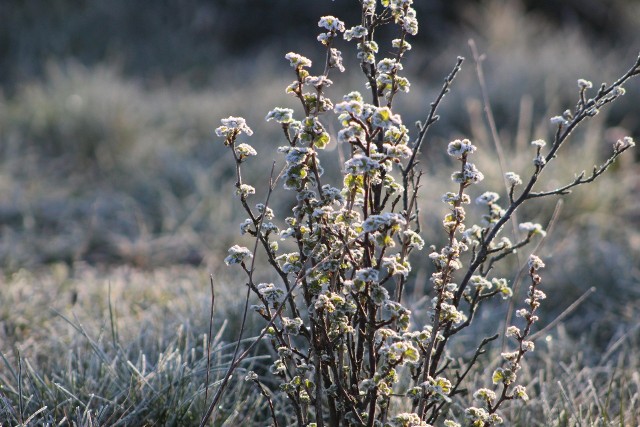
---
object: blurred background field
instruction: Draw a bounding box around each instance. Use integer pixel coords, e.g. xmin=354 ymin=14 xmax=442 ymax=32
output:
xmin=1 ymin=0 xmax=640 ymax=424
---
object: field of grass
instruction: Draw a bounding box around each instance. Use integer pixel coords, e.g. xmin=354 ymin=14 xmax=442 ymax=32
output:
xmin=1 ymin=0 xmax=639 ymax=425
xmin=1 ymin=264 xmax=639 ymax=425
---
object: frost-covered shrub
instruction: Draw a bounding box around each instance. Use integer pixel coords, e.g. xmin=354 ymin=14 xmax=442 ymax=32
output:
xmin=204 ymin=1 xmax=638 ymax=425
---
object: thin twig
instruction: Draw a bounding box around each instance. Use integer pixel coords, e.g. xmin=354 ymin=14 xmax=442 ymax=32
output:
xmin=526 ymin=144 xmax=635 ymax=199
xmin=402 ymin=56 xmax=464 ymax=211
xmin=252 ymin=379 xmax=280 ymax=427
xmin=502 ymin=199 xmax=563 ymax=351
xmin=204 ymin=275 xmax=215 ymax=405
xmin=200 ymin=163 xmax=279 ymax=427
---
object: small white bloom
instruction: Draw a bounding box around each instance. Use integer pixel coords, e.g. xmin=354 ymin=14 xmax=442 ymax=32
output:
xmin=344 ymin=25 xmax=368 ymax=41
xmin=386 ymin=412 xmax=429 ymax=427
xmin=439 ymin=302 xmax=466 ymax=324
xmin=403 ymin=230 xmax=425 ymax=250
xmin=531 ymin=139 xmax=546 ymax=148
xmin=318 ymin=15 xmax=345 ymax=32
xmin=577 ymin=79 xmax=593 ymax=89
xmin=392 ymin=38 xmax=412 ymax=51
xmin=215 ymin=116 xmax=253 ymax=138
xmin=304 ymin=75 xmax=333 ymax=88
xmin=465 ymin=406 xmax=490 ymax=422
xmin=501 ymin=350 xmax=519 ymax=361
xmin=533 ymin=154 xmax=546 ymax=167
xmin=371 ymin=106 xmax=401 ymax=129
xmin=382 ymin=254 xmax=411 ymax=278
xmin=493 ymin=278 xmax=512 ymax=299
xmin=401 ymin=9 xmax=419 ymax=35
xmin=224 ymin=245 xmax=253 ymax=265
xmin=614 ymin=136 xmax=635 ymax=150
xmin=361 ymin=212 xmax=406 ymax=233
xmin=266 ymin=107 xmax=294 ymax=123
xmin=475 ymin=191 xmax=500 ymax=205
xmin=357 ymin=40 xmax=378 ymax=64
xmin=285 ymin=52 xmax=312 ymax=69
xmin=394 ymin=75 xmax=411 ymax=93
xmin=363 ymin=0 xmax=376 ymax=15
xmin=317 ymin=32 xmax=331 ymax=44
xmin=451 ymin=162 xmax=484 ymax=184
xmin=329 ymin=48 xmax=345 ymax=72
xmin=234 ymin=143 xmax=257 ymax=158
xmin=550 ymin=115 xmax=569 ymax=126
xmin=344 ymin=154 xmax=380 ymax=175
xmin=239 ymin=218 xmax=253 ymax=235
xmin=384 ymin=142 xmax=412 ymax=159
xmin=473 ymin=388 xmax=497 ymax=402
xmin=236 ymin=184 xmax=255 ymax=198
xmin=505 ymin=172 xmax=522 ymax=186
xmin=377 ymin=58 xmax=402 ymax=74
xmin=528 ymin=254 xmax=545 ymax=269
xmin=355 ymin=267 xmax=380 ymax=283
xmin=257 ymin=283 xmax=284 ymax=303
xmin=513 ymin=385 xmax=529 ymax=401
xmin=334 ymin=100 xmax=363 ymax=116
xmin=255 ymin=203 xmax=274 ymax=219
xmin=521 ymin=340 xmax=535 ymax=351
xmin=462 ymin=224 xmax=482 ymax=243
xmin=447 ymin=138 xmax=477 ymax=157
xmin=519 ymin=222 xmax=546 ymax=236
xmin=506 ymin=326 xmax=521 ymax=338
xmin=532 ymin=289 xmax=547 ymax=300
xmin=285 ymin=146 xmax=314 ymax=165
xmin=469 ymin=275 xmax=492 ymax=289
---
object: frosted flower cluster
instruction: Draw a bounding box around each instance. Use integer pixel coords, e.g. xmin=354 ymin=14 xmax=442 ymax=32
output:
xmin=344 ymin=25 xmax=368 ymax=41
xmin=550 ymin=115 xmax=569 ymax=126
xmin=447 ymin=138 xmax=477 ymax=157
xmin=386 ymin=412 xmax=432 ymax=427
xmin=578 ymin=78 xmax=593 ymax=89
xmin=215 ymin=116 xmax=253 ymax=140
xmin=392 ymin=38 xmax=412 ymax=51
xmin=265 ymin=107 xmax=294 ymax=123
xmin=257 ymin=283 xmax=284 ymax=303
xmin=382 ymin=0 xmax=418 ymax=35
xmin=235 ymin=184 xmax=255 ymax=198
xmin=451 ymin=162 xmax=484 ymax=185
xmin=531 ymin=139 xmax=546 ymax=148
xmin=234 ymin=143 xmax=257 ymax=159
xmin=475 ymin=191 xmax=500 ymax=205
xmin=344 ymin=154 xmax=380 ymax=175
xmin=318 ymin=16 xmax=345 ymax=45
xmin=372 ymin=106 xmax=402 ymax=129
xmin=223 ymin=245 xmax=252 ymax=266
xmin=519 ymin=222 xmax=546 ymax=236
xmin=505 ymin=172 xmax=522 ymax=186
xmin=615 ymin=136 xmax=635 ymax=151
xmin=318 ymin=15 xmax=345 ymax=32
xmin=285 ymin=52 xmax=312 ymax=69
xmin=357 ymin=40 xmax=379 ymax=64
xmin=528 ymin=254 xmax=545 ymax=270
xmin=361 ymin=212 xmax=406 ymax=233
